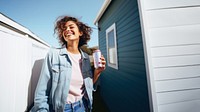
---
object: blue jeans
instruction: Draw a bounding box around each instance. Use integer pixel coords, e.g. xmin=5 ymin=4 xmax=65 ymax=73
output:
xmin=64 ymin=100 xmax=85 ymax=112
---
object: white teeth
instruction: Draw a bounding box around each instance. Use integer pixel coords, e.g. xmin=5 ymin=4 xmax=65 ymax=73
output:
xmin=67 ymin=32 xmax=72 ymax=34
xmin=67 ymin=31 xmax=73 ymax=35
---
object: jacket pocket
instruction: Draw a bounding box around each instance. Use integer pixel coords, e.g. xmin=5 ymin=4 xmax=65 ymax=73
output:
xmin=52 ymin=65 xmax=67 ymax=82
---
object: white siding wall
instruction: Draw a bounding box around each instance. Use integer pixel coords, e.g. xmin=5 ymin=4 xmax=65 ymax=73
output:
xmin=138 ymin=1 xmax=200 ymax=112
xmin=0 ymin=14 xmax=49 ymax=112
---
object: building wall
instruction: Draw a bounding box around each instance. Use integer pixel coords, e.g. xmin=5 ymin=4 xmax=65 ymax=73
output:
xmin=138 ymin=1 xmax=200 ymax=112
xmin=98 ymin=0 xmax=150 ymax=111
xmin=0 ymin=14 xmax=49 ymax=112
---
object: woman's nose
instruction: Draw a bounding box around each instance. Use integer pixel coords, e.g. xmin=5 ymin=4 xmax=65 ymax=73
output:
xmin=66 ymin=27 xmax=70 ymax=31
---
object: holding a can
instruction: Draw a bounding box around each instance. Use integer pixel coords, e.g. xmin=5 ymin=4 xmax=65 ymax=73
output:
xmin=93 ymin=50 xmax=102 ymax=68
xmin=92 ymin=49 xmax=106 ymax=83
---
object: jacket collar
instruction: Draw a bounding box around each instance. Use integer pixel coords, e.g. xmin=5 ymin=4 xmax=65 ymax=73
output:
xmin=59 ymin=46 xmax=87 ymax=59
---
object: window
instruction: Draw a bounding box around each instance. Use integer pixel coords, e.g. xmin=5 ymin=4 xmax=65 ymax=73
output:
xmin=106 ymin=23 xmax=118 ymax=69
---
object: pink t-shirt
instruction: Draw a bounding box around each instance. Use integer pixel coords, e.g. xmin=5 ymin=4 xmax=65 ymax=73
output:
xmin=66 ymin=52 xmax=84 ymax=104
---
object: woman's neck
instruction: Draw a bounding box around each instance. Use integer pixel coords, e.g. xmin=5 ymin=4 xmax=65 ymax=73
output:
xmin=67 ymin=43 xmax=79 ymax=54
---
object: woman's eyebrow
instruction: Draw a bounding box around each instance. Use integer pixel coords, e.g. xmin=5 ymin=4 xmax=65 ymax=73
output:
xmin=65 ymin=24 xmax=75 ymax=27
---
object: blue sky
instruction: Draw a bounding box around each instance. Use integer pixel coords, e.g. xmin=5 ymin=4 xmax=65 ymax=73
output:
xmin=0 ymin=0 xmax=104 ymax=47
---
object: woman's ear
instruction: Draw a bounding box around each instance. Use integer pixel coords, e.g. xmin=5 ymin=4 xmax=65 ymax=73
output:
xmin=80 ymin=31 xmax=83 ymax=36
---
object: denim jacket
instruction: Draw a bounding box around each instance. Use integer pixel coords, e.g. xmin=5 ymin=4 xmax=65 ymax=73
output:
xmin=30 ymin=47 xmax=94 ymax=112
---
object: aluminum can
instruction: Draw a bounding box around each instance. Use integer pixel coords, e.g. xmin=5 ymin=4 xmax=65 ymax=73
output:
xmin=93 ymin=50 xmax=102 ymax=68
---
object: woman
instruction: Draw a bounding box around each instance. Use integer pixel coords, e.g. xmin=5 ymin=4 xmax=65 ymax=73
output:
xmin=30 ymin=16 xmax=106 ymax=112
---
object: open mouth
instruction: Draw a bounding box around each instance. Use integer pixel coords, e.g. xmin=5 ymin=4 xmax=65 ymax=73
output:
xmin=64 ymin=31 xmax=74 ymax=37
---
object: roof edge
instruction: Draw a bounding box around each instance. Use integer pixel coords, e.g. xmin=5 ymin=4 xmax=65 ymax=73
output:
xmin=0 ymin=13 xmax=50 ymax=47
xmin=94 ymin=0 xmax=111 ymax=25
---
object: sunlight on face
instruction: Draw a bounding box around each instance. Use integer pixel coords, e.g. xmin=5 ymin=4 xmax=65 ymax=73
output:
xmin=63 ymin=21 xmax=82 ymax=42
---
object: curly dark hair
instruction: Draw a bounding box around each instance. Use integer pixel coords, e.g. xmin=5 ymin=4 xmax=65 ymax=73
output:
xmin=54 ymin=16 xmax=92 ymax=47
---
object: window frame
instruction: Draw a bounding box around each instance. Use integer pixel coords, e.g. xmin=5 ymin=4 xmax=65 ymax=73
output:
xmin=106 ymin=23 xmax=118 ymax=69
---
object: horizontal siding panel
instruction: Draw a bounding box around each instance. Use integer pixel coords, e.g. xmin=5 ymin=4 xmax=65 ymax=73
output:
xmin=146 ymin=7 xmax=200 ymax=28
xmin=154 ymin=65 xmax=200 ymax=80
xmin=157 ymin=89 xmax=200 ymax=105
xmin=158 ymin=99 xmax=200 ymax=112
xmin=119 ymin=48 xmax=143 ymax=58
xmin=120 ymin=69 xmax=146 ymax=80
xmin=117 ymin=36 xmax=142 ymax=50
xmin=101 ymin=70 xmax=148 ymax=111
xmin=118 ymin=29 xmax=141 ymax=42
xmin=117 ymin=6 xmax=138 ymax=27
xmin=155 ymin=77 xmax=200 ymax=92
xmin=152 ymin=55 xmax=200 ymax=68
xmin=118 ymin=47 xmax=143 ymax=55
xmin=117 ymin=27 xmax=140 ymax=40
xmin=113 ymin=71 xmax=148 ymax=93
xmin=118 ymin=42 xmax=143 ymax=53
xmin=119 ymin=57 xmax=145 ymax=65
xmin=117 ymin=23 xmax=141 ymax=42
xmin=149 ymin=24 xmax=200 ymax=47
xmin=144 ymin=0 xmax=200 ymax=10
xmin=151 ymin=44 xmax=200 ymax=57
xmin=117 ymin=31 xmax=141 ymax=46
xmin=117 ymin=16 xmax=140 ymax=34
xmin=119 ymin=50 xmax=144 ymax=58
xmin=119 ymin=62 xmax=146 ymax=73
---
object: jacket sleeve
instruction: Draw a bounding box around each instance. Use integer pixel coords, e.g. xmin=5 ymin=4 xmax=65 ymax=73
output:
xmin=30 ymin=50 xmax=53 ymax=112
xmin=92 ymin=66 xmax=99 ymax=91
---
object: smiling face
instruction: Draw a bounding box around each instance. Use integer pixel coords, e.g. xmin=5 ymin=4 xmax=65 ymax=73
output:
xmin=62 ymin=21 xmax=83 ymax=42
xmin=54 ymin=16 xmax=92 ymax=47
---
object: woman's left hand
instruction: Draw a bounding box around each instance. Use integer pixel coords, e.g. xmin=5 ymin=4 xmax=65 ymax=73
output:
xmin=95 ymin=55 xmax=106 ymax=74
xmin=93 ymin=55 xmax=106 ymax=83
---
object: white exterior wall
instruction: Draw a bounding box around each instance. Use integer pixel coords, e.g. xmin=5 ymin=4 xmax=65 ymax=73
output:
xmin=0 ymin=14 xmax=49 ymax=112
xmin=138 ymin=1 xmax=200 ymax=112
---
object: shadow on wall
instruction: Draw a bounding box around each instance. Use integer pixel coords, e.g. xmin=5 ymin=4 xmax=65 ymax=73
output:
xmin=26 ymin=59 xmax=44 ymax=112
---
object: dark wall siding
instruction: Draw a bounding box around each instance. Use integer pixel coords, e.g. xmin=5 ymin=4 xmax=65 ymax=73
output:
xmin=98 ymin=0 xmax=150 ymax=111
